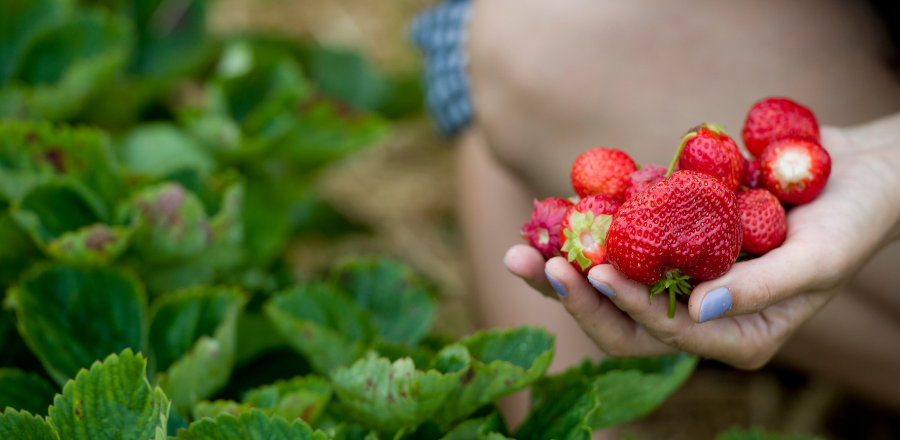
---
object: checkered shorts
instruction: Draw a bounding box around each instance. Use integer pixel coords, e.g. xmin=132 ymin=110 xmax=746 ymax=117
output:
xmin=409 ymin=0 xmax=474 ymax=137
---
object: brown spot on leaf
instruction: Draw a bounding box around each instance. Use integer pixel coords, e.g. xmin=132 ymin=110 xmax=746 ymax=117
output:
xmin=44 ymin=149 xmax=65 ymax=173
xmin=388 ymin=393 xmax=395 ymax=403
xmin=365 ymin=376 xmax=374 ymax=391
xmin=85 ymin=225 xmax=117 ymax=251
xmin=302 ymin=329 xmax=314 ymax=340
xmin=461 ymin=368 xmax=476 ymax=386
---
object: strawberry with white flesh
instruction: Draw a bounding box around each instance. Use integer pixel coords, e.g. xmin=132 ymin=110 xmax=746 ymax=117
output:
xmin=759 ymin=138 xmax=831 ymax=205
xmin=520 ymin=197 xmax=574 ymax=259
xmin=559 ymin=195 xmax=621 ymax=274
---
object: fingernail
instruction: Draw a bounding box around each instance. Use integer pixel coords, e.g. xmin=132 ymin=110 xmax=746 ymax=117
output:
xmin=588 ymin=278 xmax=616 ymax=299
xmin=545 ymin=269 xmax=566 ymax=298
xmin=699 ymin=287 xmax=732 ymax=323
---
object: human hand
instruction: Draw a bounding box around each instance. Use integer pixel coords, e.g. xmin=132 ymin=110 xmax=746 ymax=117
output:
xmin=505 ymin=123 xmax=900 ymax=369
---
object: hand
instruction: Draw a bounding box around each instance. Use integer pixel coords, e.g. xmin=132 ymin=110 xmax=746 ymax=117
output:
xmin=505 ymin=123 xmax=900 ymax=369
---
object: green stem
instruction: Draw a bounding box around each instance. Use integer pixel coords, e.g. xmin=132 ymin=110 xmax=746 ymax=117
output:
xmin=667 ymin=132 xmax=696 ymax=177
xmin=648 ymin=270 xmax=693 ymax=318
xmin=669 ymin=290 xmax=676 ymax=319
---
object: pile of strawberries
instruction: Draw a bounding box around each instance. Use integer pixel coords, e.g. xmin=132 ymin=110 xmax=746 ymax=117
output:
xmin=520 ymin=97 xmax=831 ymax=317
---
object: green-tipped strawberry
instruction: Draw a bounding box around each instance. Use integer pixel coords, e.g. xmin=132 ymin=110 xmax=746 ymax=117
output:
xmin=559 ymin=195 xmax=621 ymax=274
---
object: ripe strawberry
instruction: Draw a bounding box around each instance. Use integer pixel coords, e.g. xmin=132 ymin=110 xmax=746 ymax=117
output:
xmin=559 ymin=195 xmax=621 ymax=274
xmin=571 ymin=148 xmax=638 ymax=202
xmin=741 ymin=157 xmax=762 ymax=189
xmin=737 ymin=189 xmax=787 ymax=255
xmin=758 ymin=138 xmax=831 ymax=205
xmin=520 ymin=197 xmax=574 ymax=259
xmin=606 ymin=171 xmax=742 ymax=317
xmin=624 ymin=163 xmax=667 ymax=200
xmin=742 ymin=97 xmax=820 ymax=158
xmin=674 ymin=123 xmax=743 ymax=192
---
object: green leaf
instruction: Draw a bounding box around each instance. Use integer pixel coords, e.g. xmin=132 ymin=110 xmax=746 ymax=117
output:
xmin=0 ymin=210 xmax=41 ymax=289
xmin=234 ymin=311 xmax=286 ymax=366
xmin=714 ymin=427 xmax=825 ymax=440
xmin=121 ymin=182 xmax=212 ymax=261
xmin=5 ymin=264 xmax=147 ymax=385
xmin=0 ymin=0 xmax=71 ymax=85
xmin=438 ymin=413 xmax=510 ymax=440
xmin=0 ymin=121 xmax=123 ymax=206
xmin=240 ymin=174 xmax=296 ymax=266
xmin=128 ymin=0 xmax=214 ymax=80
xmin=44 ymin=222 xmax=133 ymax=265
xmin=192 ymin=400 xmax=258 ymax=421
xmin=175 ymin=408 xmax=327 ymax=440
xmin=150 ymin=286 xmax=246 ymax=413
xmin=4 ymin=9 xmax=134 ymax=121
xmin=0 ymin=408 xmax=59 ymax=440
xmin=330 ymin=354 xmax=462 ymax=435
xmin=48 ymin=349 xmax=169 ymax=440
xmin=309 ymin=48 xmax=388 ymax=112
xmin=370 ymin=339 xmax=434 ymax=370
xmin=264 ymin=283 xmax=374 ymax=374
xmin=120 ymin=123 xmax=216 ymax=178
xmin=433 ymin=326 xmax=555 ymax=427
xmin=12 ymin=179 xmax=108 ymax=244
xmin=243 ymin=376 xmax=332 ymax=425
xmin=331 ymin=258 xmax=436 ymax=346
xmin=0 ymin=369 xmax=57 ymax=415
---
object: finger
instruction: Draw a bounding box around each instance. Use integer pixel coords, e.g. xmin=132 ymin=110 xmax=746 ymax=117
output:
xmin=503 ymin=244 xmax=557 ymax=299
xmin=546 ymin=258 xmax=678 ymax=357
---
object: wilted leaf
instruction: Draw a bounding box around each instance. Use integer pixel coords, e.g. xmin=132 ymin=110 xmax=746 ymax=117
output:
xmin=48 ymin=350 xmax=169 ymax=440
xmin=0 ymin=369 xmax=57 ymax=415
xmin=332 ymin=257 xmax=436 ymax=346
xmin=5 ymin=264 xmax=147 ymax=385
xmin=150 ymin=285 xmax=246 ymax=413
xmin=175 ymin=409 xmax=326 ymax=440
xmin=264 ymin=283 xmax=373 ymax=374
xmin=243 ymin=375 xmax=332 ymax=425
xmin=0 ymin=408 xmax=59 ymax=440
xmin=331 ymin=354 xmax=462 ymax=435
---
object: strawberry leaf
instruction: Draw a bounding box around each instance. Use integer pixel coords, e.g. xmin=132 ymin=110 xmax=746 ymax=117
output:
xmin=150 ymin=286 xmax=246 ymax=413
xmin=175 ymin=409 xmax=327 ymax=440
xmin=44 ymin=223 xmax=134 ymax=266
xmin=0 ymin=210 xmax=41 ymax=289
xmin=12 ymin=179 xmax=109 ymax=245
xmin=120 ymin=182 xmax=212 ymax=262
xmin=242 ymin=376 xmax=332 ymax=425
xmin=0 ymin=0 xmax=70 ymax=86
xmin=331 ymin=257 xmax=437 ymax=346
xmin=715 ymin=427 xmax=824 ymax=440
xmin=438 ymin=413 xmax=510 ymax=440
xmin=0 ymin=408 xmax=59 ymax=440
xmin=0 ymin=369 xmax=57 ymax=416
xmin=192 ymin=400 xmax=258 ymax=421
xmin=48 ymin=349 xmax=169 ymax=440
xmin=4 ymin=264 xmax=147 ymax=385
xmin=120 ymin=124 xmax=216 ymax=178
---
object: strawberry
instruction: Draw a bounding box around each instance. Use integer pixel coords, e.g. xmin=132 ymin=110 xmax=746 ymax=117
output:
xmin=742 ymin=97 xmax=820 ymax=158
xmin=741 ymin=157 xmax=762 ymax=189
xmin=570 ymin=148 xmax=638 ymax=202
xmin=673 ymin=123 xmax=743 ymax=192
xmin=737 ymin=189 xmax=787 ymax=255
xmin=559 ymin=195 xmax=621 ymax=274
xmin=520 ymin=197 xmax=574 ymax=259
xmin=624 ymin=163 xmax=667 ymax=200
xmin=606 ymin=171 xmax=742 ymax=317
xmin=758 ymin=138 xmax=831 ymax=205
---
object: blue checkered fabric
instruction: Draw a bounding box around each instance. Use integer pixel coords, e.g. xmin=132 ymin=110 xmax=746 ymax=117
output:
xmin=409 ymin=0 xmax=474 ymax=136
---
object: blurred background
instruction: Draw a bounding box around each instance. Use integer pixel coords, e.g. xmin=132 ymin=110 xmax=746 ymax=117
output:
xmin=2 ymin=0 xmax=900 ymax=438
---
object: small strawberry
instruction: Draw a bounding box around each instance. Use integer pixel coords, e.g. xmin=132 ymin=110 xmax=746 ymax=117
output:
xmin=741 ymin=157 xmax=762 ymax=189
xmin=520 ymin=197 xmax=574 ymax=259
xmin=559 ymin=195 xmax=621 ymax=274
xmin=742 ymin=97 xmax=820 ymax=158
xmin=737 ymin=189 xmax=787 ymax=255
xmin=571 ymin=148 xmax=638 ymax=202
xmin=624 ymin=163 xmax=667 ymax=200
xmin=758 ymin=138 xmax=831 ymax=205
xmin=606 ymin=171 xmax=742 ymax=317
xmin=673 ymin=123 xmax=743 ymax=192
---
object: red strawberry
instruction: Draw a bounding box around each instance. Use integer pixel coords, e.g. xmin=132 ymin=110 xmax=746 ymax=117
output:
xmin=559 ymin=195 xmax=621 ymax=274
xmin=737 ymin=189 xmax=787 ymax=255
xmin=742 ymin=97 xmax=820 ymax=158
xmin=624 ymin=163 xmax=667 ymax=200
xmin=606 ymin=171 xmax=742 ymax=317
xmin=571 ymin=148 xmax=638 ymax=202
xmin=521 ymin=197 xmax=574 ymax=259
xmin=674 ymin=123 xmax=743 ymax=192
xmin=758 ymin=138 xmax=831 ymax=205
xmin=741 ymin=157 xmax=762 ymax=189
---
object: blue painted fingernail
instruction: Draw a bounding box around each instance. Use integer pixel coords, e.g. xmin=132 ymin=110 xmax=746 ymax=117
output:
xmin=588 ymin=278 xmax=616 ymax=299
xmin=699 ymin=287 xmax=732 ymax=323
xmin=545 ymin=269 xmax=566 ymax=298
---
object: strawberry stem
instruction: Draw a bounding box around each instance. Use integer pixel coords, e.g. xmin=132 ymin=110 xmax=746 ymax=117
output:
xmin=666 ymin=123 xmax=728 ymax=177
xmin=648 ymin=270 xmax=693 ymax=318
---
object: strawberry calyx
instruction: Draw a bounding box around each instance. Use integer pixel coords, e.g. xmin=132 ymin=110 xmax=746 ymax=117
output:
xmin=561 ymin=209 xmax=613 ymax=271
xmin=667 ymin=123 xmax=728 ymax=177
xmin=649 ymin=269 xmax=693 ymax=318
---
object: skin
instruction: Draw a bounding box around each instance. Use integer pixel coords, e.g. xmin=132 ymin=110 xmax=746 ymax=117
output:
xmin=454 ymin=0 xmax=900 ymax=426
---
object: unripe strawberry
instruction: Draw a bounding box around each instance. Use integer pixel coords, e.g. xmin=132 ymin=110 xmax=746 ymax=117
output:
xmin=624 ymin=163 xmax=667 ymax=200
xmin=559 ymin=195 xmax=621 ymax=274
xmin=758 ymin=138 xmax=831 ymax=205
xmin=675 ymin=124 xmax=743 ymax=192
xmin=520 ymin=197 xmax=574 ymax=259
xmin=742 ymin=97 xmax=820 ymax=158
xmin=570 ymin=148 xmax=638 ymax=202
xmin=737 ymin=189 xmax=787 ymax=255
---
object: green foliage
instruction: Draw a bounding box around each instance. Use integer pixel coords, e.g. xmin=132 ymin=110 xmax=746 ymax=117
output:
xmin=715 ymin=427 xmax=825 ymax=440
xmin=0 ymin=408 xmax=59 ymax=440
xmin=176 ymin=409 xmax=326 ymax=440
xmin=0 ymin=369 xmax=57 ymax=415
xmin=242 ymin=375 xmax=332 ymax=424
